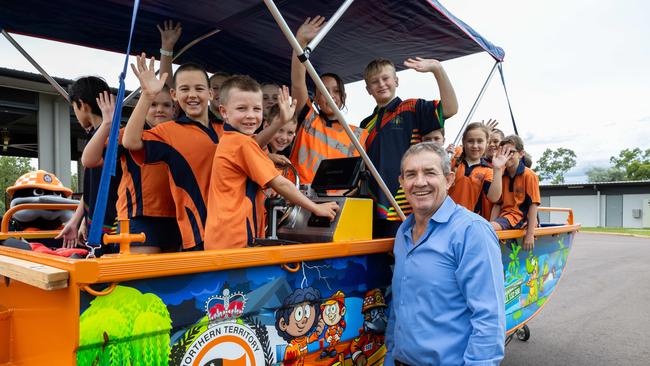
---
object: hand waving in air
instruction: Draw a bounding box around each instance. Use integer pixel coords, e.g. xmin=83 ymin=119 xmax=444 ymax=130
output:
xmin=296 ymin=16 xmax=326 ymax=45
xmin=130 ymin=53 xmax=168 ymax=99
xmin=96 ymin=91 xmax=116 ymax=125
xmin=404 ymin=57 xmax=443 ymax=73
xmin=158 ymin=20 xmax=182 ymax=51
xmin=277 ymin=85 xmax=297 ymax=126
xmin=491 ymin=145 xmax=512 ymax=170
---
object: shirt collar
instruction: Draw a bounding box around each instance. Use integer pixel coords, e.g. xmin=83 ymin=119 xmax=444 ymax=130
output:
xmin=514 ymin=159 xmax=526 ymax=176
xmin=371 ymin=97 xmax=402 ymax=115
xmin=399 ymin=196 xmax=456 ymax=245
xmin=176 ymin=114 xmax=219 ymax=143
xmin=208 ymin=110 xmax=223 ymax=124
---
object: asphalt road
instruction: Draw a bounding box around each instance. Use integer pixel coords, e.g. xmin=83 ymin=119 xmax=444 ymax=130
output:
xmin=502 ymin=233 xmax=650 ymax=366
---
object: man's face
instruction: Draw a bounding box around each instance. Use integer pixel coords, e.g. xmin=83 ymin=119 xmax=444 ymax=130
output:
xmin=171 ymin=70 xmax=212 ymax=120
xmin=210 ymin=76 xmax=228 ymax=112
xmin=399 ymin=150 xmax=454 ymax=216
xmin=220 ymin=88 xmax=263 ymax=135
xmin=365 ymin=65 xmax=398 ymax=106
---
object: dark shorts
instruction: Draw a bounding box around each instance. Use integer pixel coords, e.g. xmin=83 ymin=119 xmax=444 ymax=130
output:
xmin=494 ymin=217 xmax=513 ymax=230
xmin=118 ymin=216 xmax=182 ymax=252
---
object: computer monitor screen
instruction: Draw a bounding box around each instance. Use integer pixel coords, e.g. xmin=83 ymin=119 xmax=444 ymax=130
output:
xmin=310 ymin=157 xmax=363 ymax=192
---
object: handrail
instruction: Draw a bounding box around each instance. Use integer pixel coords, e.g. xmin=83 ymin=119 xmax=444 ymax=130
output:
xmin=1 ymin=203 xmax=78 ymax=233
xmin=537 ymin=207 xmax=574 ymax=225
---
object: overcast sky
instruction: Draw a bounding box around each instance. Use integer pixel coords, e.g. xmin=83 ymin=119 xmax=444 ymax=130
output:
xmin=2 ymin=0 xmax=649 ymax=183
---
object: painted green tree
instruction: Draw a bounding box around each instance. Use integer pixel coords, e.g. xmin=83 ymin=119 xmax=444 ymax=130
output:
xmin=77 ymin=286 xmax=172 ymax=366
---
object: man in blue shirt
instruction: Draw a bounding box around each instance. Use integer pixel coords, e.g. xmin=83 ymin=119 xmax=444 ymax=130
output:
xmin=385 ymin=142 xmax=505 ymax=366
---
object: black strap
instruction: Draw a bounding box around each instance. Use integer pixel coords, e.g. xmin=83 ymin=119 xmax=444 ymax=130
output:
xmin=497 ymin=63 xmax=519 ymax=136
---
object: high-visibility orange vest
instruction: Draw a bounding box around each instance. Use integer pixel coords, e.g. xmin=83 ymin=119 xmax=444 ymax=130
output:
xmin=290 ymin=101 xmax=368 ymax=184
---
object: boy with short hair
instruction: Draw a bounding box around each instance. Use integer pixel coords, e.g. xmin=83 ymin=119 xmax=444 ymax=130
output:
xmin=204 ymin=75 xmax=339 ymax=250
xmin=422 ymin=128 xmax=445 ymax=146
xmin=209 ymin=71 xmax=231 ymax=137
xmin=361 ymin=57 xmax=458 ymax=237
xmin=490 ymin=135 xmax=540 ymax=250
xmin=57 ymin=76 xmax=121 ymax=249
xmin=123 ymin=54 xmax=219 ymax=251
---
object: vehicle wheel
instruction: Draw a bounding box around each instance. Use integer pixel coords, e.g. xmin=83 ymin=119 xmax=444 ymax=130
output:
xmin=516 ymin=324 xmax=530 ymax=341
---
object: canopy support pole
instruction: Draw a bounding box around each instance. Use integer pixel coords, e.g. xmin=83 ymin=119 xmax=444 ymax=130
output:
xmin=263 ymin=0 xmax=406 ymax=221
xmin=122 ymin=29 xmax=221 ymax=105
xmin=305 ymin=0 xmax=354 ymax=54
xmin=452 ymin=60 xmax=499 ymax=145
xmin=1 ymin=29 xmax=70 ymax=102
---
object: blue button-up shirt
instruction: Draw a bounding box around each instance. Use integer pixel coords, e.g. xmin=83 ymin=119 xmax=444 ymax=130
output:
xmin=385 ymin=196 xmax=505 ymax=366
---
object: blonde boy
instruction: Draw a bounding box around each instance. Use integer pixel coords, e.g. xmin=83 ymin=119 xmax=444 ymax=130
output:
xmin=204 ymin=76 xmax=338 ymax=250
xmin=361 ymin=58 xmax=458 ymax=237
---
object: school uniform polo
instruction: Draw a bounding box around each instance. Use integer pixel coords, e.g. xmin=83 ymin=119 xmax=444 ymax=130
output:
xmin=498 ymin=160 xmax=541 ymax=229
xmin=290 ymin=100 xmax=367 ymax=184
xmin=449 ymin=158 xmax=494 ymax=216
xmin=360 ymin=97 xmax=444 ymax=233
xmin=204 ymin=124 xmax=280 ymax=250
xmin=83 ymin=127 xmax=120 ymax=237
xmin=130 ymin=115 xmax=219 ymax=249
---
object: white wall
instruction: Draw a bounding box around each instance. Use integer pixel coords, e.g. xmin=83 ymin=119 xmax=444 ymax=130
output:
xmin=622 ymin=194 xmax=650 ymax=228
xmin=549 ymin=195 xmax=599 ymax=226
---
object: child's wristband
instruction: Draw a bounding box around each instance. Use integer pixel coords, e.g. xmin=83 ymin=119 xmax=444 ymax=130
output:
xmin=160 ymin=48 xmax=173 ymax=57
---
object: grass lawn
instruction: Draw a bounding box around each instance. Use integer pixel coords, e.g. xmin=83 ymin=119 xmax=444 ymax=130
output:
xmin=580 ymin=227 xmax=650 ymax=237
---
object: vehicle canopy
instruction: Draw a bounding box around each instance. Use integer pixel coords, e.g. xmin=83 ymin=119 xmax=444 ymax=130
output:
xmin=1 ymin=0 xmax=504 ymax=84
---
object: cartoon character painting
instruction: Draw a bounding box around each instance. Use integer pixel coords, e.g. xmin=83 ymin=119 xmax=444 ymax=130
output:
xmin=320 ymin=290 xmax=347 ymax=359
xmin=349 ymin=289 xmax=388 ymax=366
xmin=524 ymin=255 xmax=540 ymax=306
xmin=275 ymin=287 xmax=325 ymax=366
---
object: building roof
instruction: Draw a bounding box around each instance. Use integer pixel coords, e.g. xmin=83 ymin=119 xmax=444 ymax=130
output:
xmin=541 ymin=180 xmax=650 ymax=189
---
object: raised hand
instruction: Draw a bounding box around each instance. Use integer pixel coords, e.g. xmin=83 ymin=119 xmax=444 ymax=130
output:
xmin=403 ymin=57 xmax=442 ymax=73
xmin=492 ymin=145 xmax=512 ymax=170
xmin=297 ymin=16 xmax=326 ymax=45
xmin=158 ymin=20 xmax=182 ymax=51
xmin=277 ymin=85 xmax=297 ymax=125
xmin=482 ymin=118 xmax=499 ymax=131
xmin=130 ymin=53 xmax=168 ymax=98
xmin=96 ymin=91 xmax=116 ymax=125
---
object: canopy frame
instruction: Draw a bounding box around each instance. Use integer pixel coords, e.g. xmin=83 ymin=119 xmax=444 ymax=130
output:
xmin=263 ymin=0 xmax=406 ymax=221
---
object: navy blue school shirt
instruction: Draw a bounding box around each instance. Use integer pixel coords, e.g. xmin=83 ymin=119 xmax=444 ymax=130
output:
xmin=360 ymin=97 xmax=444 ymax=222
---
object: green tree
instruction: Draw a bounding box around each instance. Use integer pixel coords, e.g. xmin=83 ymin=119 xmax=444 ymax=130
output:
xmin=610 ymin=148 xmax=650 ymax=181
xmin=0 ymin=156 xmax=33 ymax=213
xmin=534 ymin=148 xmax=577 ymax=184
xmin=586 ymin=167 xmax=626 ymax=183
xmin=71 ymin=173 xmax=79 ymax=193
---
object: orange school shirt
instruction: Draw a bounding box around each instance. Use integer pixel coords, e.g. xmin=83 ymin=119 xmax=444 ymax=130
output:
xmin=290 ymin=100 xmax=368 ymax=184
xmin=448 ymin=158 xmax=494 ymax=215
xmin=498 ymin=160 xmax=541 ymax=228
xmin=130 ymin=116 xmax=219 ymax=249
xmin=204 ymin=126 xmax=280 ymax=250
xmin=116 ymin=128 xmax=175 ymax=220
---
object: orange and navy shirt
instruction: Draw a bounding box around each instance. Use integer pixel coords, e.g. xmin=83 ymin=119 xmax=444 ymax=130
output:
xmin=204 ymin=124 xmax=280 ymax=250
xmin=360 ymin=97 xmax=444 ymax=221
xmin=116 ymin=128 xmax=175 ymax=220
xmin=290 ymin=100 xmax=367 ymax=184
xmin=481 ymin=157 xmax=496 ymax=221
xmin=449 ymin=158 xmax=494 ymax=216
xmin=130 ymin=115 xmax=219 ymax=249
xmin=498 ymin=160 xmax=541 ymax=228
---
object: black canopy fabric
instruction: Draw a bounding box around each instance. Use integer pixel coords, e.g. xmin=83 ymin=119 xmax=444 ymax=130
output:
xmin=1 ymin=0 xmax=504 ymax=84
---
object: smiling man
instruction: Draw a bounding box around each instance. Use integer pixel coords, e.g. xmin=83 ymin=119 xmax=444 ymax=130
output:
xmin=384 ymin=142 xmax=505 ymax=366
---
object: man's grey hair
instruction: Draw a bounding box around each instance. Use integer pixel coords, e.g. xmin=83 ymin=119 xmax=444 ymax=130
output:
xmin=400 ymin=142 xmax=451 ymax=176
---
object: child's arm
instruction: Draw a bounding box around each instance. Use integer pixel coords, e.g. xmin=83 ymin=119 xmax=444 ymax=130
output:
xmin=158 ymin=20 xmax=182 ymax=89
xmin=255 ymin=85 xmax=296 ymax=147
xmin=486 ymin=145 xmax=511 ymax=202
xmin=523 ymin=204 xmax=538 ymax=250
xmin=291 ymin=16 xmax=326 ymax=116
xmin=80 ymin=91 xmax=116 ymax=168
xmin=268 ymin=176 xmax=338 ymax=220
xmin=403 ymin=57 xmax=458 ymax=118
xmin=123 ymin=54 xmax=169 ymax=151
xmin=490 ymin=204 xmax=501 ymax=221
xmin=56 ymin=196 xmax=85 ymax=248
